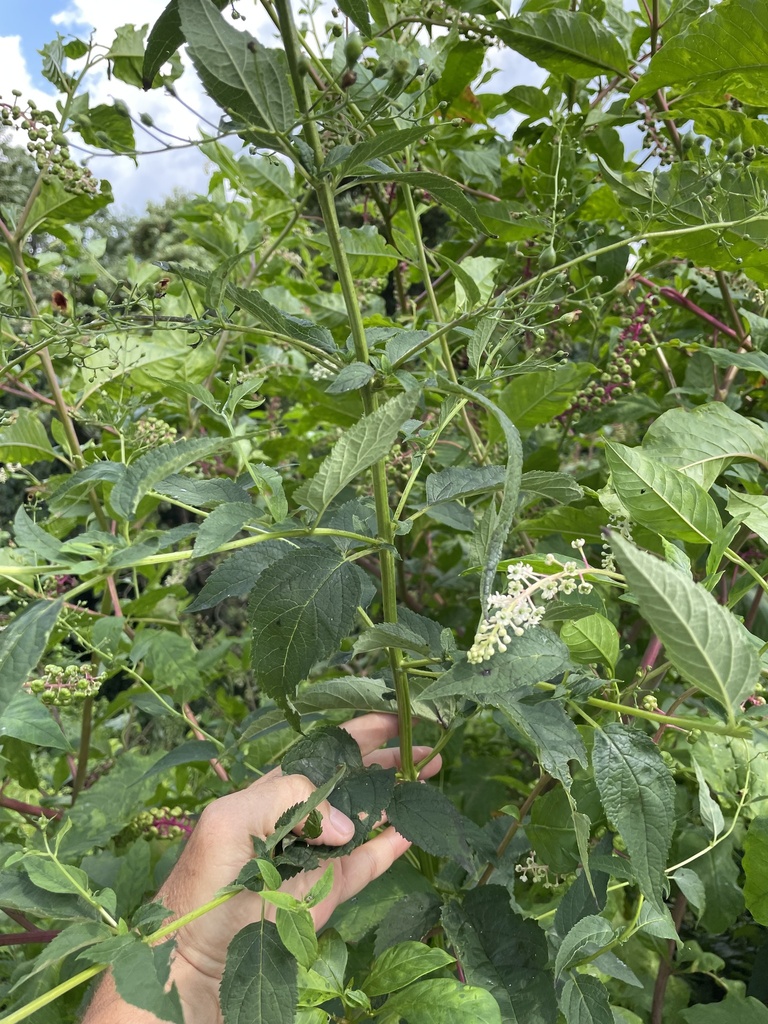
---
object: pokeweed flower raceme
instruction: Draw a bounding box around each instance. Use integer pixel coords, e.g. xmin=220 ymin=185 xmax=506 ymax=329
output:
xmin=468 ymin=540 xmax=594 ymax=664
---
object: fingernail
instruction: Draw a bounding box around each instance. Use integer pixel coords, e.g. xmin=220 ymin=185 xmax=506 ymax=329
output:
xmin=328 ymin=806 xmax=354 ymax=839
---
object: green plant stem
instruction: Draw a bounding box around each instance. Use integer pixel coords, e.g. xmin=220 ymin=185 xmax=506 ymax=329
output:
xmin=0 ymin=964 xmax=106 ymax=1024
xmin=71 ymin=697 xmax=93 ymax=804
xmin=541 ymin=683 xmax=751 ymax=737
xmin=273 ymin=0 xmax=414 ymax=779
xmin=724 ymin=547 xmax=768 ymax=596
xmin=665 ymin=761 xmax=750 ymax=874
xmin=401 ymin=183 xmax=485 ymax=464
xmin=477 ymin=773 xmax=552 ymax=885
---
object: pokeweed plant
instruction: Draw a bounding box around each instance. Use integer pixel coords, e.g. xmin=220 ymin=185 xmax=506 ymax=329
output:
xmin=1 ymin=0 xmax=768 ymax=1022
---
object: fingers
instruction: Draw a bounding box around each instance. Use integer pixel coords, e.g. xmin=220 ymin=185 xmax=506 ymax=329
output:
xmin=364 ymin=745 xmax=442 ymax=780
xmin=329 ymin=827 xmax=412 ymax=907
xmin=340 ymin=713 xmax=400 ymax=756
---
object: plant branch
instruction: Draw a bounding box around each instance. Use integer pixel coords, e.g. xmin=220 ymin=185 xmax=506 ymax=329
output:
xmin=477 ymin=773 xmax=552 ymax=885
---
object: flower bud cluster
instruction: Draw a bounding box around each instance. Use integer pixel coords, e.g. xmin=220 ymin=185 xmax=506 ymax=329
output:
xmin=25 ymin=664 xmax=104 ymax=705
xmin=127 ymin=806 xmax=195 ymax=841
xmin=0 ymin=462 xmax=22 ymax=484
xmin=468 ymin=541 xmax=594 ymax=664
xmin=515 ymin=852 xmax=562 ymax=889
xmin=1 ymin=94 xmax=100 ymax=196
xmin=133 ymin=416 xmax=177 ymax=447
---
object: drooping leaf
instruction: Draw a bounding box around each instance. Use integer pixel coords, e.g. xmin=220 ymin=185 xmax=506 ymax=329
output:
xmin=140 ymin=740 xmax=219 ymax=780
xmin=425 ymin=466 xmax=505 ymax=506
xmin=558 ymin=973 xmax=614 ymax=1024
xmin=178 ymin=0 xmax=295 ymax=132
xmin=387 ymin=781 xmax=484 ymax=871
xmin=519 ymin=471 xmax=584 ymax=507
xmin=220 ymin=919 xmax=298 ymax=1024
xmin=496 ymin=10 xmax=629 ymax=78
xmin=679 ymin=994 xmax=768 ymax=1024
xmin=743 ymin=816 xmax=768 ymax=925
xmin=331 ymin=126 xmax=432 ymax=176
xmin=325 ymin=362 xmax=376 ymax=395
xmin=606 ymin=443 xmax=720 ymax=543
xmin=143 ymin=0 xmax=228 ymax=88
xmin=441 ymin=886 xmax=556 ymax=1024
xmin=353 ymin=622 xmax=431 ymax=658
xmin=0 ymin=690 xmax=71 ymax=750
xmin=609 ymin=533 xmax=758 ymax=717
xmin=498 ymin=364 xmax=594 ymax=433
xmin=110 ymin=438 xmax=229 ymax=520
xmin=363 ymin=942 xmax=455 ymax=997
xmin=249 ymin=549 xmax=367 ymax=719
xmin=0 ymin=599 xmax=64 ymax=707
xmin=294 ymin=391 xmax=417 ymax=515
xmin=554 ymin=916 xmax=615 ymax=978
xmin=373 ymin=893 xmax=443 ymax=958
xmin=592 ymin=724 xmax=676 ymax=909
xmin=726 ymin=491 xmax=768 ymax=545
xmin=355 ymin=171 xmax=489 ymax=234
xmin=192 ymin=502 xmax=257 ymax=558
xmin=629 ymin=0 xmax=768 ymax=105
xmin=693 ymin=760 xmax=724 ymax=841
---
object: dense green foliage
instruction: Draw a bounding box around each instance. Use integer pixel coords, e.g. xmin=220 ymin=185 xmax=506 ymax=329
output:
xmin=2 ymin=0 xmax=768 ymax=1021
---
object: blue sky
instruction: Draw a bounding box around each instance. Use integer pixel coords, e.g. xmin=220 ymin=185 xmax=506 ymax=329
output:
xmin=2 ymin=1 xmax=78 ymax=90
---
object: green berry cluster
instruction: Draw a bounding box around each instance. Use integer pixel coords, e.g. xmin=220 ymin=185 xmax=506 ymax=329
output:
xmin=133 ymin=416 xmax=177 ymax=447
xmin=1 ymin=91 xmax=99 ymax=196
xmin=25 ymin=664 xmax=104 ymax=706
xmin=126 ymin=806 xmax=195 ymax=840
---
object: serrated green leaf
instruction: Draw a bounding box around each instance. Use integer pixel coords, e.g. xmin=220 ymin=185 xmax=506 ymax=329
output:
xmin=143 ymin=0 xmax=228 ymax=88
xmin=13 ymin=506 xmax=64 ymax=562
xmin=294 ymin=391 xmax=417 ymax=514
xmin=592 ymin=724 xmax=676 ymax=909
xmin=179 ymin=0 xmax=295 ymax=132
xmin=425 ymin=465 xmax=505 ymax=505
xmin=111 ymin=438 xmax=229 ymax=520
xmin=519 ymin=471 xmax=584 ymax=507
xmin=382 ymin=978 xmax=503 ymax=1024
xmin=497 ymin=10 xmax=628 ymax=78
xmin=220 ymin=919 xmax=298 ymax=1024
xmin=82 ymin=938 xmax=184 ymax=1023
xmin=353 ymin=623 xmax=430 ymax=657
xmin=0 ymin=599 xmax=64 ymax=706
xmin=193 ymin=501 xmax=256 ymax=558
xmin=363 ymin=942 xmax=454 ymax=998
xmin=356 ymin=171 xmax=489 ymax=234
xmin=559 ymin=973 xmax=614 ymax=1024
xmin=609 ymin=532 xmax=758 ymax=717
xmin=441 ymin=886 xmax=555 ymax=1024
xmin=332 ymin=126 xmax=430 ymax=175
xmin=325 ymin=362 xmax=376 ymax=394
xmin=606 ymin=442 xmax=720 ymax=543
xmin=726 ymin=490 xmax=768 ymax=545
xmin=560 ymin=613 xmax=619 ymax=671
xmin=387 ymin=782 xmax=482 ymax=871
xmin=554 ymin=916 xmax=615 ymax=978
xmin=249 ymin=549 xmax=366 ymax=717
xmin=629 ymin=0 xmax=768 ymax=105
xmin=188 ymin=539 xmax=296 ymax=611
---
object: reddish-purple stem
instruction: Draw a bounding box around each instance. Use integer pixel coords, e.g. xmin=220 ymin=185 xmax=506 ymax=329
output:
xmin=0 ymin=930 xmax=60 ymax=946
xmin=634 ymin=277 xmax=739 ymax=339
xmin=640 ymin=635 xmax=663 ymax=673
xmin=0 ymin=795 xmax=62 ymax=820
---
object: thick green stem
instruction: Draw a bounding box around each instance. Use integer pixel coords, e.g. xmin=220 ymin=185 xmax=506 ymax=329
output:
xmin=273 ymin=0 xmax=415 ymax=778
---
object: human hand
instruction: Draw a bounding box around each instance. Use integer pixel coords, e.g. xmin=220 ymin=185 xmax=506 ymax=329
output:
xmin=83 ymin=713 xmax=440 ymax=1024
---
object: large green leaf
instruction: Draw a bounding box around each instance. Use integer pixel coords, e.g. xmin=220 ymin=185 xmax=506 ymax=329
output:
xmin=381 ymin=978 xmax=502 ymax=1024
xmin=363 ymin=942 xmax=455 ymax=997
xmin=498 ymin=364 xmax=594 ymax=433
xmin=0 ymin=599 xmax=63 ymax=707
xmin=387 ymin=781 xmax=484 ymax=872
xmin=743 ymin=816 xmax=768 ymax=925
xmin=313 ymin=226 xmax=400 ymax=278
xmin=143 ymin=0 xmax=228 ymax=88
xmin=188 ymin=540 xmax=299 ymax=611
xmin=23 ymin=178 xmax=113 ymax=238
xmin=110 ymin=437 xmax=229 ymax=520
xmin=496 ymin=10 xmax=629 ymax=78
xmin=642 ymin=403 xmax=768 ymax=489
xmin=249 ymin=548 xmax=366 ymax=720
xmin=78 ymin=937 xmax=184 ymax=1023
xmin=178 ymin=0 xmax=295 ymax=132
xmin=0 ymin=409 xmax=55 ymax=465
xmin=592 ymin=724 xmax=676 ymax=910
xmin=554 ymin=916 xmax=615 ymax=978
xmin=293 ymin=391 xmax=417 ymax=515
xmin=560 ymin=614 xmax=619 ymax=672
xmin=606 ymin=442 xmax=720 ymax=543
xmin=558 ymin=973 xmax=613 ymax=1024
xmin=629 ymin=0 xmax=768 ymax=105
xmin=609 ymin=533 xmax=758 ymax=718
xmin=425 ymin=465 xmax=505 ymax=505
xmin=726 ymin=491 xmax=768 ymax=545
xmin=680 ymin=994 xmax=768 ymax=1024
xmin=0 ymin=690 xmax=71 ymax=750
xmin=441 ymin=886 xmax=556 ymax=1024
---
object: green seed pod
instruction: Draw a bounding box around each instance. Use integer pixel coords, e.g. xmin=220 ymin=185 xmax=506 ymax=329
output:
xmin=330 ymin=22 xmax=342 ymax=36
xmin=344 ymin=32 xmax=363 ymax=67
xmin=392 ymin=57 xmax=410 ymax=77
xmin=538 ymin=243 xmax=557 ymax=270
xmin=681 ymin=131 xmax=695 ymax=152
xmin=727 ymin=134 xmax=743 ymax=156
xmin=140 ymin=111 xmax=155 ymax=127
xmin=92 ymin=288 xmax=108 ymax=308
